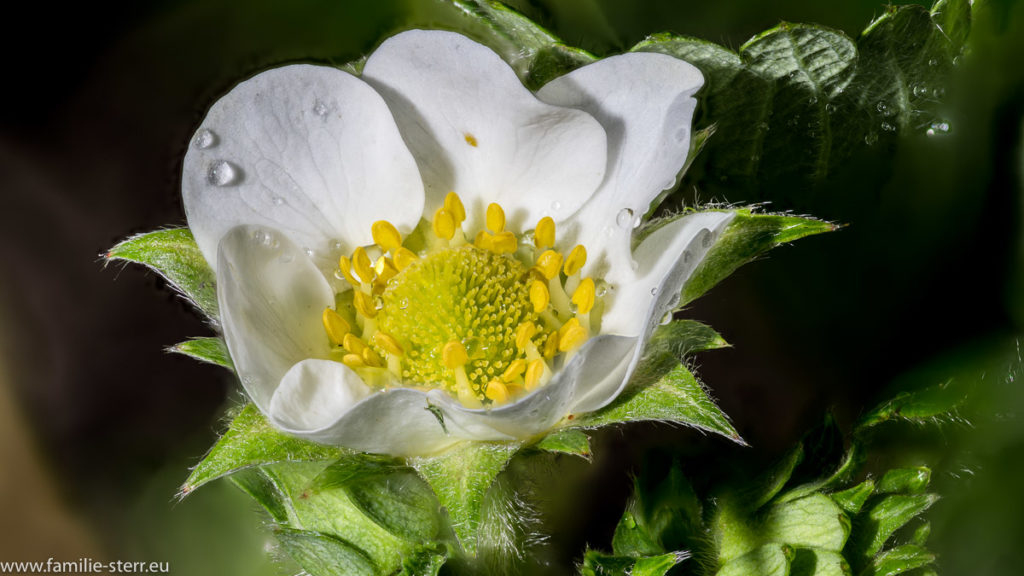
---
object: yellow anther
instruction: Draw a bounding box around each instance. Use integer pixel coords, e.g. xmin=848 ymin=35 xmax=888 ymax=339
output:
xmin=371 ymin=220 xmax=402 ymax=253
xmin=486 ymin=203 xmax=506 ymax=233
xmin=501 ymin=359 xmax=526 ymax=382
xmin=485 ymin=379 xmax=510 ymax=404
xmin=363 ymin=347 xmax=383 ymax=367
xmin=442 ymin=341 xmax=469 ymax=369
xmin=353 ymin=290 xmax=379 ymax=318
xmin=515 ymin=322 xmax=537 ymax=349
xmin=393 ymin=246 xmax=419 ymax=271
xmin=374 ymin=256 xmax=399 ymax=282
xmin=563 ymin=245 xmax=587 ymax=276
xmin=534 ymin=216 xmax=555 ymax=249
xmin=529 ymin=280 xmax=550 ymax=313
xmin=525 ymin=359 xmax=545 ymax=390
xmin=474 ymin=230 xmax=493 ymax=251
xmin=373 ymin=332 xmax=404 ymax=357
xmin=433 ymin=207 xmax=456 ymax=240
xmin=491 ymin=231 xmax=518 ymax=254
xmin=535 ymin=250 xmax=563 ymax=280
xmin=572 ymin=277 xmax=596 ymax=314
xmin=558 ymin=318 xmax=588 ymax=352
xmin=337 ymin=255 xmax=360 ymax=286
xmin=322 ymin=308 xmax=350 ymax=346
xmin=543 ymin=331 xmax=559 ymax=358
xmin=342 ymin=353 xmax=365 ymax=369
xmin=343 ymin=333 xmax=366 ymax=355
xmin=352 ymin=246 xmax=375 ymax=283
xmin=444 ymin=191 xmax=466 ymax=224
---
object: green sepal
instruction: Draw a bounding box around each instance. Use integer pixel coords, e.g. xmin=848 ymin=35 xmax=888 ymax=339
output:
xmin=408 ymin=441 xmax=520 ymax=556
xmin=167 ymin=337 xmax=232 ymax=369
xmin=861 ymin=544 xmax=935 ymax=576
xmin=182 ymin=404 xmax=348 ymax=494
xmin=581 ymin=551 xmax=687 ymax=576
xmin=877 ymin=468 xmax=931 ymax=495
xmin=831 ymin=480 xmax=876 ymax=515
xmin=533 ymin=429 xmax=591 ymax=459
xmin=666 ymin=210 xmax=835 ymax=307
xmin=715 ymin=544 xmax=793 ymax=576
xmin=274 ymin=527 xmax=377 ymax=576
xmin=612 ymin=464 xmax=702 ymax=559
xmin=790 ymin=548 xmax=851 ymax=576
xmin=229 ymin=467 xmax=291 ymax=523
xmin=856 ymin=380 xmax=970 ymax=430
xmin=106 ymin=228 xmax=218 ymax=319
xmin=847 ymin=493 xmax=940 ymax=563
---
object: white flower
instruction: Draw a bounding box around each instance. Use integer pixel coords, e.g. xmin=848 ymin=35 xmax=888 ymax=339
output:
xmin=182 ymin=30 xmax=734 ymax=456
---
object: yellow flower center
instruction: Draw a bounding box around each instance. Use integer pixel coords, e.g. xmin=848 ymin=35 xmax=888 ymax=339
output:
xmin=322 ymin=192 xmax=603 ymax=408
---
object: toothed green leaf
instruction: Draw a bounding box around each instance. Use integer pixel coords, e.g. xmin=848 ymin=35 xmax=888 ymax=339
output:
xmin=168 ymin=337 xmax=232 ymax=369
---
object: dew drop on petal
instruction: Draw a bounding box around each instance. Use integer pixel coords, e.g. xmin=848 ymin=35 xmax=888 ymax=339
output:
xmin=279 ymin=254 xmax=294 ymax=264
xmin=550 ymin=200 xmax=562 ymax=212
xmin=674 ymin=126 xmax=688 ymax=143
xmin=272 ymin=196 xmax=285 ymax=206
xmin=616 ymin=208 xmax=635 ymax=228
xmin=602 ymin=226 xmax=615 ymax=238
xmin=650 ymin=286 xmax=658 ymax=296
xmin=303 ymin=247 xmax=315 ymax=257
xmin=630 ymin=259 xmax=639 ymax=272
xmin=207 ymin=160 xmax=239 ymax=187
xmin=333 ymin=269 xmax=346 ymax=280
xmin=701 ymin=232 xmax=713 ymax=249
xmin=313 ymin=100 xmax=328 ymax=117
xmin=193 ymin=129 xmax=217 ymax=149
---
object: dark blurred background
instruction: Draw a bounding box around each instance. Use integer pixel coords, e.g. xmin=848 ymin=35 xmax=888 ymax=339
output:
xmin=1 ymin=0 xmax=1020 ymax=574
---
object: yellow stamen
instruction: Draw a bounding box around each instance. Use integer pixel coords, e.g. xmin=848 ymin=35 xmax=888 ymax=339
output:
xmin=342 ymin=353 xmax=365 ymax=369
xmin=352 ymin=247 xmax=374 ymax=284
xmin=353 ymin=291 xmax=379 ymax=318
xmin=393 ymin=247 xmax=419 ymax=271
xmin=485 ymin=379 xmax=510 ymax=404
xmin=337 ymin=255 xmax=360 ymax=286
xmin=515 ymin=322 xmax=537 ymax=350
xmin=374 ymin=256 xmax=399 ymax=283
xmin=563 ymin=245 xmax=587 ymax=276
xmin=529 ymin=280 xmax=550 ymax=313
xmin=525 ymin=359 xmax=545 ymax=390
xmin=571 ymin=277 xmax=596 ymax=314
xmin=371 ymin=220 xmax=402 ymax=253
xmin=444 ymin=191 xmax=466 ymax=225
xmin=474 ymin=230 xmax=493 ymax=251
xmin=558 ymin=318 xmax=588 ymax=352
xmin=442 ymin=341 xmax=469 ymax=369
xmin=343 ymin=333 xmax=366 ymax=355
xmin=486 ymin=203 xmax=506 ymax=233
xmin=491 ymin=231 xmax=518 ymax=254
xmin=433 ymin=207 xmax=456 ymax=241
xmin=374 ymin=332 xmax=404 ymax=357
xmin=501 ymin=359 xmax=526 ymax=382
xmin=322 ymin=308 xmax=350 ymax=346
xmin=363 ymin=347 xmax=383 ymax=367
xmin=543 ymin=331 xmax=559 ymax=358
xmin=535 ymin=250 xmax=563 ymax=280
xmin=534 ymin=217 xmax=555 ymax=249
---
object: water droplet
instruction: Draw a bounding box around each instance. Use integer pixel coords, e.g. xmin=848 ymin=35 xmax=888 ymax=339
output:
xmin=683 ymin=251 xmax=693 ymax=264
xmin=272 ymin=196 xmax=285 ymax=206
xmin=279 ymin=254 xmax=293 ymax=264
xmin=193 ymin=129 xmax=217 ymax=149
xmin=595 ymin=282 xmax=609 ymax=297
xmin=787 ymin=70 xmax=799 ymax=80
xmin=881 ymin=121 xmax=895 ymax=132
xmin=932 ymin=87 xmax=946 ymax=99
xmin=864 ymin=132 xmax=878 ymax=145
xmin=333 ymin=269 xmax=345 ymax=280
xmin=630 ymin=259 xmax=639 ymax=272
xmin=667 ymin=293 xmax=681 ymax=308
xmin=912 ymin=84 xmax=928 ymax=98
xmin=701 ymin=232 xmax=713 ymax=248
xmin=251 ymin=229 xmax=278 ymax=249
xmin=399 ymin=297 xmax=410 ymax=310
xmin=650 ymin=287 xmax=658 ymax=296
xmin=313 ymin=100 xmax=328 ymax=117
xmin=616 ymin=208 xmax=635 ymax=228
xmin=952 ymin=55 xmax=961 ymax=67
xmin=876 ymin=101 xmax=888 ymax=114
xmin=660 ymin=312 xmax=673 ymax=325
xmin=550 ymin=201 xmax=562 ymax=212
xmin=758 ymin=121 xmax=770 ymax=132
xmin=602 ymin=226 xmax=615 ymax=237
xmin=825 ymin=102 xmax=837 ymax=114
xmin=303 ymin=247 xmax=315 ymax=257
xmin=807 ymin=95 xmax=818 ymax=105
xmin=674 ymin=126 xmax=689 ymax=142
xmin=926 ymin=122 xmax=950 ymax=137
xmin=207 ymin=160 xmax=239 ymax=186
xmin=928 ymin=58 xmax=939 ymax=67
xmin=374 ymin=296 xmax=384 ymax=310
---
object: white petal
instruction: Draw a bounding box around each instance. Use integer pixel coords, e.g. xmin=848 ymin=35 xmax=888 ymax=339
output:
xmin=537 ymin=52 xmax=704 ymax=280
xmin=217 ymin=225 xmax=335 ymax=410
xmin=269 ymin=359 xmax=374 ymax=430
xmin=362 ymin=30 xmax=606 ymax=231
xmin=602 ymin=211 xmax=736 ymax=338
xmin=184 ymin=64 xmax=424 ymax=272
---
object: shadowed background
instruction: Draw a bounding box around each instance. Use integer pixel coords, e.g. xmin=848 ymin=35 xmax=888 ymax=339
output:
xmin=1 ymin=0 xmax=1021 ymax=574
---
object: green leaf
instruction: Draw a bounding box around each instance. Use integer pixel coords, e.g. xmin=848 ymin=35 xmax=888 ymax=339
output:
xmin=742 ymin=445 xmax=804 ymax=511
xmin=877 ymin=467 xmax=931 ymax=495
xmin=848 ymin=494 xmax=940 ymax=562
xmin=229 ymin=467 xmax=291 ymax=523
xmin=408 ymin=441 xmax=520 ymax=556
xmin=533 ymin=428 xmax=591 ymax=458
xmin=716 ymin=492 xmax=849 ymax=563
xmin=167 ymin=337 xmax=232 ymax=369
xmin=106 ymin=228 xmax=218 ymax=319
xmin=675 ymin=210 xmax=835 ymax=307
xmin=581 ymin=551 xmax=686 ymax=576
xmin=314 ymin=455 xmax=444 ymax=542
xmin=274 ymin=528 xmax=377 ymax=576
xmin=790 ymin=548 xmax=850 ymax=576
xmin=613 ymin=464 xmax=703 ymax=559
xmin=635 ymin=0 xmax=971 ymax=197
xmin=572 ymin=362 xmax=742 ymax=443
xmin=856 ymin=380 xmax=969 ymax=430
xmin=862 ymin=544 xmax=935 ymax=576
xmin=715 ymin=544 xmax=793 ymax=576
xmin=183 ymin=404 xmax=348 ymax=494
xmin=831 ymin=480 xmax=876 ymax=515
